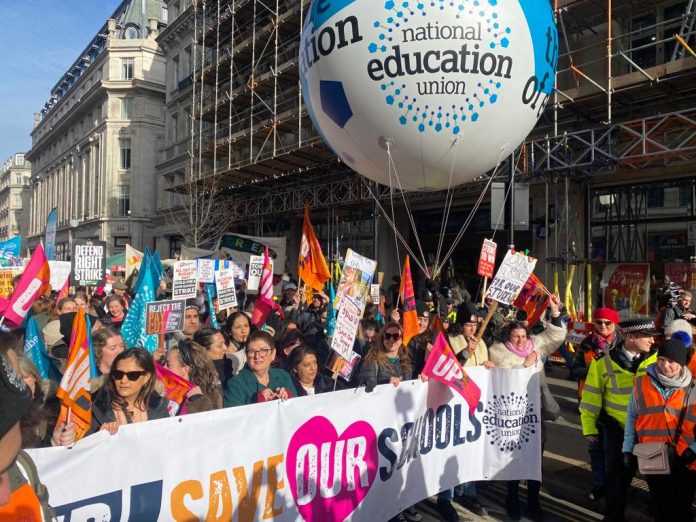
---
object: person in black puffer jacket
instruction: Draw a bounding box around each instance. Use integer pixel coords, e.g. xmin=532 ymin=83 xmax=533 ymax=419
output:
xmin=357 ymin=321 xmax=412 ymax=392
xmin=287 ymin=345 xmax=343 ymax=396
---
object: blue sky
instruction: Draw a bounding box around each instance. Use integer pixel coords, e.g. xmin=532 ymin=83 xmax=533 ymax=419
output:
xmin=0 ymin=0 xmax=122 ymax=162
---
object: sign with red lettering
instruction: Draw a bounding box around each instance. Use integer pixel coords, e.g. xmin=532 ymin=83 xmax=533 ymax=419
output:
xmin=477 ymin=239 xmax=497 ymax=279
xmin=602 ymin=264 xmax=650 ymax=315
xmin=331 ymin=295 xmax=362 ymax=361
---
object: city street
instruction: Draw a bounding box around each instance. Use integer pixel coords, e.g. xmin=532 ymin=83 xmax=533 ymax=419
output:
xmin=415 ymin=367 xmax=655 ymax=521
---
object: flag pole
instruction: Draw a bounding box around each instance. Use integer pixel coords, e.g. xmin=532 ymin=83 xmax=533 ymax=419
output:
xmin=480 ymin=278 xmax=488 ymax=307
xmin=475 ymin=301 xmax=498 ymax=344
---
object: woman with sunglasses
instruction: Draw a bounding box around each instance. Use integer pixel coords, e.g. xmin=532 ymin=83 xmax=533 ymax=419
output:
xmin=166 ymin=340 xmax=223 ymax=411
xmin=223 ymin=331 xmax=297 ymax=407
xmin=357 ymin=321 xmax=413 ymax=392
xmin=570 ymin=307 xmax=622 ymax=502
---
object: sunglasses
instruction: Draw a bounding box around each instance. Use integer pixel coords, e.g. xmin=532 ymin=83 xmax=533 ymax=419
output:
xmin=111 ymin=370 xmax=147 ymax=381
xmin=595 ymin=320 xmax=613 ymax=326
xmin=384 ymin=332 xmax=402 ymax=341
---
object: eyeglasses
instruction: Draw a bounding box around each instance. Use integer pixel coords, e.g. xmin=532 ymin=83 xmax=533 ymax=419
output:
xmin=246 ymin=348 xmax=272 ymax=358
xmin=111 ymin=370 xmax=147 ymax=381
xmin=595 ymin=320 xmax=613 ymax=326
xmin=384 ymin=332 xmax=402 ymax=341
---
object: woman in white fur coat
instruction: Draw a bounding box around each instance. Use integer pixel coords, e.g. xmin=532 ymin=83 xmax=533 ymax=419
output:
xmin=488 ymin=294 xmax=566 ymax=522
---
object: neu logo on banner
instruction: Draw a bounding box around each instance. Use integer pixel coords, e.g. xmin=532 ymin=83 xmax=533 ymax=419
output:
xmin=482 ymin=392 xmax=538 ymax=452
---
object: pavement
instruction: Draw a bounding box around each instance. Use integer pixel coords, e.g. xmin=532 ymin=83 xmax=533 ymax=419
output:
xmin=409 ymin=364 xmax=656 ymax=522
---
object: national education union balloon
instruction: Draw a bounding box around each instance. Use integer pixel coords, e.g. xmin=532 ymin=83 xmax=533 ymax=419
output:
xmin=300 ymin=0 xmax=558 ymax=191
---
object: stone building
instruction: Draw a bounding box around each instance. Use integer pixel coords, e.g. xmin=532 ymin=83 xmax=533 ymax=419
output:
xmin=26 ymin=0 xmax=168 ymax=259
xmin=0 ymin=154 xmax=31 ymax=242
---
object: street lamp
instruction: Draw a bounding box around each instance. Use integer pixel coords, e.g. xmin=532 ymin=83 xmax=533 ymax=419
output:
xmin=127 ymin=209 xmax=132 ymax=247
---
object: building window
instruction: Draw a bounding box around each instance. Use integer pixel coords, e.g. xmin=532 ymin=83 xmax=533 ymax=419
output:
xmin=121 ymin=98 xmax=133 ymax=120
xmin=117 ymin=185 xmax=130 ymax=216
xmin=15 ymin=155 xmax=24 ymax=166
xmin=14 ymin=175 xmax=22 ymax=185
xmin=172 ymin=56 xmax=180 ymax=88
xmin=170 ymin=114 xmax=178 ymax=143
xmin=122 ymin=58 xmax=134 ymax=80
xmin=120 ymin=138 xmax=132 ymax=169
xmin=13 ymin=195 xmax=21 ymax=208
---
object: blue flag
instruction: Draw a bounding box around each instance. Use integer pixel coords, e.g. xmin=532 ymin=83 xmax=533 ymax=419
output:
xmin=0 ymin=236 xmax=21 ymax=261
xmin=121 ymin=249 xmax=159 ymax=352
xmin=206 ymin=283 xmax=219 ymax=329
xmin=86 ymin=315 xmax=99 ymax=378
xmin=23 ymin=316 xmax=53 ymax=380
xmin=326 ymin=283 xmax=337 ymax=336
xmin=152 ymin=249 xmax=164 ymax=279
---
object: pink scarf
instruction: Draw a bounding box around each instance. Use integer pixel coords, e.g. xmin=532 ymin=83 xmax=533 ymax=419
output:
xmin=505 ymin=338 xmax=535 ymax=358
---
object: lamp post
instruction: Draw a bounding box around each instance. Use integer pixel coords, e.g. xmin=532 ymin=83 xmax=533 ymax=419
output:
xmin=127 ymin=209 xmax=132 ymax=248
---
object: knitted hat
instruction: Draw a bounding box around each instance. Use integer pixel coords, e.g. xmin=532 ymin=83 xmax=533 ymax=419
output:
xmin=665 ymin=319 xmax=693 ymax=345
xmin=672 ymin=331 xmax=693 ymax=348
xmin=0 ymin=351 xmax=32 ymax=440
xmin=415 ymin=300 xmax=430 ymax=318
xmin=594 ymin=307 xmax=620 ymax=324
xmin=658 ymin=338 xmax=689 ymax=367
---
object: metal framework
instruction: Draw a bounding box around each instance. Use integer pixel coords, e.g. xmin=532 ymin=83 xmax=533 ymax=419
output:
xmin=184 ymin=0 xmax=696 ymax=222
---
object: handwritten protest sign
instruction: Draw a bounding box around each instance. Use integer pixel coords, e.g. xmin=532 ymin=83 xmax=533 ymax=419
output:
xmin=0 ymin=268 xmax=21 ymax=298
xmin=146 ymin=300 xmax=185 ymax=335
xmin=172 ymin=260 xmax=198 ymax=300
xmin=477 ymin=239 xmax=497 ymax=279
xmin=215 ymin=268 xmax=238 ymax=311
xmin=71 ymin=240 xmax=106 ymax=286
xmin=197 ymin=259 xmax=215 ymax=284
xmin=330 ymin=295 xmax=362 ymax=361
xmin=487 ymin=250 xmax=537 ymax=305
xmin=48 ymin=261 xmax=72 ymax=291
xmin=247 ymin=255 xmax=273 ymax=292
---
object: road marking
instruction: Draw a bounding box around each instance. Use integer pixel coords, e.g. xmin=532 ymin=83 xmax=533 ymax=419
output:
xmin=547 ymin=376 xmax=578 ymax=391
xmin=549 ymin=415 xmax=583 ymax=431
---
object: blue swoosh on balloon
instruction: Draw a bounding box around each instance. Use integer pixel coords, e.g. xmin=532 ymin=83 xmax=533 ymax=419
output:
xmin=518 ymin=0 xmax=558 ymax=95
xmin=310 ymin=0 xmax=357 ymax=30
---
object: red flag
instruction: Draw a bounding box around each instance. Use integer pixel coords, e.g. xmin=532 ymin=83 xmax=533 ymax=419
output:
xmin=398 ymin=255 xmax=419 ymax=346
xmin=298 ymin=206 xmax=331 ymax=292
xmin=1 ymin=244 xmax=50 ymax=326
xmin=252 ymin=246 xmax=282 ymax=327
xmin=513 ymin=274 xmax=550 ymax=327
xmin=423 ymin=332 xmax=481 ymax=413
xmin=55 ymin=308 xmax=92 ymax=440
xmin=429 ymin=314 xmax=445 ymax=335
xmin=155 ymin=363 xmax=194 ymax=415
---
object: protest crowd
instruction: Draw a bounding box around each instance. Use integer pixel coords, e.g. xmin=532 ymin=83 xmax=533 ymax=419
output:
xmin=1 ymin=211 xmax=696 ymax=522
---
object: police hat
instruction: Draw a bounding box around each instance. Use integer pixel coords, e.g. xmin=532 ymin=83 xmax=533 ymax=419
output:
xmin=619 ymin=318 xmax=659 ymax=336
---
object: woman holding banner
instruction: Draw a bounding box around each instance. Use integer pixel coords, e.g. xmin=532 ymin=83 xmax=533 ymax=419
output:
xmin=488 ymin=295 xmax=566 ymax=521
xmin=357 ymin=321 xmax=413 ymax=392
xmin=223 ymin=331 xmax=297 ymax=407
xmin=17 ymin=355 xmax=60 ymax=448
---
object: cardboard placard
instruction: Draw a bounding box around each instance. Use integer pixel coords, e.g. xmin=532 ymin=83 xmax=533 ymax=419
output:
xmin=71 ymin=240 xmax=106 ymax=286
xmin=146 ymin=300 xmax=186 ymax=335
xmin=477 ymin=239 xmax=497 ymax=279
xmin=215 ymin=268 xmax=238 ymax=311
xmin=487 ymin=250 xmax=537 ymax=305
xmin=247 ymin=255 xmax=273 ymax=292
xmin=197 ymin=259 xmax=216 ymax=284
xmin=172 ymin=260 xmax=198 ymax=300
xmin=330 ymin=295 xmax=362 ymax=361
xmin=0 ymin=268 xmax=21 ymax=298
xmin=48 ymin=261 xmax=72 ymax=291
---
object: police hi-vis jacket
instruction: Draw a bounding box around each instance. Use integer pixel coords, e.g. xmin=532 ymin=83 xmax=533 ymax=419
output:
xmin=579 ymin=344 xmax=657 ymax=436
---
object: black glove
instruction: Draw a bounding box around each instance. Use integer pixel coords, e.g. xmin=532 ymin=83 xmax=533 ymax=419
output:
xmin=623 ymin=452 xmax=637 ymax=473
xmin=681 ymin=448 xmax=696 ymax=466
xmin=364 ymin=382 xmax=376 ymax=393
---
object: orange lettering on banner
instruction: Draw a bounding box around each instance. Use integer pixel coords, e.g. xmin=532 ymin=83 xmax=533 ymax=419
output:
xmin=233 ymin=461 xmax=264 ymax=522
xmin=171 ymin=480 xmax=204 ymax=521
xmin=264 ymin=454 xmax=285 ymax=519
xmin=207 ymin=470 xmax=233 ymax=521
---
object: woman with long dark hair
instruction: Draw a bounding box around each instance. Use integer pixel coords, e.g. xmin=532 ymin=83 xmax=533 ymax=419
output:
xmin=166 ymin=340 xmax=223 ymax=411
xmin=194 ymin=326 xmax=234 ymax=386
xmin=357 ymin=321 xmax=412 ymax=392
xmin=223 ymin=311 xmax=256 ymax=375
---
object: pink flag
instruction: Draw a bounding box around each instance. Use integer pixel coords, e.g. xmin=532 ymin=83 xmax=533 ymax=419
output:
xmin=155 ymin=363 xmax=194 ymax=415
xmin=1 ymin=244 xmax=51 ymax=327
xmin=251 ymin=246 xmax=282 ymax=327
xmin=422 ymin=332 xmax=481 ymax=414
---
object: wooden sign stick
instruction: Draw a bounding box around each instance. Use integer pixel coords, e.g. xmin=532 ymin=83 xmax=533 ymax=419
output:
xmin=475 ymin=300 xmax=498 ymax=345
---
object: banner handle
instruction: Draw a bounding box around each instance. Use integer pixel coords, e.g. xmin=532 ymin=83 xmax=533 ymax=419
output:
xmin=475 ymin=300 xmax=498 ymax=345
xmin=480 ymin=277 xmax=488 ymax=308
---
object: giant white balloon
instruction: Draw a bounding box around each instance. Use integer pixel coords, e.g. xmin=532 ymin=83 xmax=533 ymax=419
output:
xmin=300 ymin=0 xmax=558 ymax=191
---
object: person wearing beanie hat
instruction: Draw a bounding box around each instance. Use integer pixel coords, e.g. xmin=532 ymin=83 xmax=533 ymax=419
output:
xmin=622 ymin=338 xmax=696 ymax=520
xmin=407 ymin=300 xmax=433 ymax=377
xmin=0 ymin=347 xmax=55 ymax=520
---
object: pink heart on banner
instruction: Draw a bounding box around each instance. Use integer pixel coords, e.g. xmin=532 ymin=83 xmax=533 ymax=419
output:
xmin=286 ymin=416 xmax=378 ymax=522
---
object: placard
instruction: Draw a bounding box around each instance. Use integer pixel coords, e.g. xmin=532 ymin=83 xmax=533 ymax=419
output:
xmin=330 ymin=295 xmax=362 ymax=361
xmin=370 ymin=284 xmax=380 ymax=304
xmin=487 ymin=250 xmax=537 ymax=305
xmin=247 ymin=255 xmax=273 ymax=292
xmin=197 ymin=259 xmax=215 ymax=283
xmin=145 ymin=300 xmax=185 ymax=335
xmin=172 ymin=260 xmax=198 ymax=300
xmin=215 ymin=268 xmax=238 ymax=311
xmin=602 ymin=263 xmax=650 ymax=315
xmin=566 ymin=321 xmax=594 ymax=345
xmin=48 ymin=261 xmax=72 ymax=291
xmin=0 ymin=267 xmax=21 ymax=298
xmin=71 ymin=240 xmax=106 ymax=287
xmin=477 ymin=239 xmax=497 ymax=279
xmin=335 ymin=249 xmax=377 ymax=310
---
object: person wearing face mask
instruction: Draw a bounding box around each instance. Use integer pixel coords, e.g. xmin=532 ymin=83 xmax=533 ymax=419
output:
xmin=580 ymin=318 xmax=658 ymax=522
xmin=0 ymin=344 xmax=55 ymax=521
xmin=622 ymin=338 xmax=696 ymax=521
xmin=573 ymin=307 xmax=623 ymax=501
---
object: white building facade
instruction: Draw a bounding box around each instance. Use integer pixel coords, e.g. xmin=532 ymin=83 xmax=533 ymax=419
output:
xmin=26 ymin=0 xmax=168 ymax=259
xmin=0 ymin=154 xmax=32 ymax=242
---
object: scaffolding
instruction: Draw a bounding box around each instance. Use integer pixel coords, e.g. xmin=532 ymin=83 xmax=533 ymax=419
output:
xmin=184 ymin=0 xmax=696 ymax=219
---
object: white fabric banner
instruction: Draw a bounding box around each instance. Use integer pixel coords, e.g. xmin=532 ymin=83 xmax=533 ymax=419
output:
xmin=29 ymin=368 xmax=541 ymax=521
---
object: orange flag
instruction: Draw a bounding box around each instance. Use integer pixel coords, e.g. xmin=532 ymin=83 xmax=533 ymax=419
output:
xmin=398 ymin=255 xmax=419 ymax=346
xmin=298 ymin=206 xmax=331 ymax=292
xmin=55 ymin=308 xmax=92 ymax=440
xmin=513 ymin=273 xmax=550 ymax=327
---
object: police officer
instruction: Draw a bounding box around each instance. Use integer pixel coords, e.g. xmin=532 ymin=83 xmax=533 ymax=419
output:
xmin=579 ymin=318 xmax=659 ymax=522
xmin=422 ymin=289 xmax=437 ymax=316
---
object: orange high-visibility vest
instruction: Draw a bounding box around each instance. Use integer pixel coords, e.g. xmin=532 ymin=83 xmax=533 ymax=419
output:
xmin=633 ymin=374 xmax=696 ymax=470
xmin=577 ymin=349 xmax=596 ymax=399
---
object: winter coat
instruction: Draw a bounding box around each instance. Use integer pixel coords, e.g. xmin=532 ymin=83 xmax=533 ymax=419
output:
xmin=223 ymin=367 xmax=298 ymax=407
xmin=87 ymin=387 xmax=170 ymax=435
xmin=292 ymin=372 xmax=343 ymax=396
xmin=357 ymin=357 xmax=413 ymax=392
xmin=449 ymin=334 xmax=489 ymax=367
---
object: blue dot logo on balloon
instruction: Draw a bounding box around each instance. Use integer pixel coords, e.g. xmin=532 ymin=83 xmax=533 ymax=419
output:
xmin=369 ymin=0 xmax=508 ymax=135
